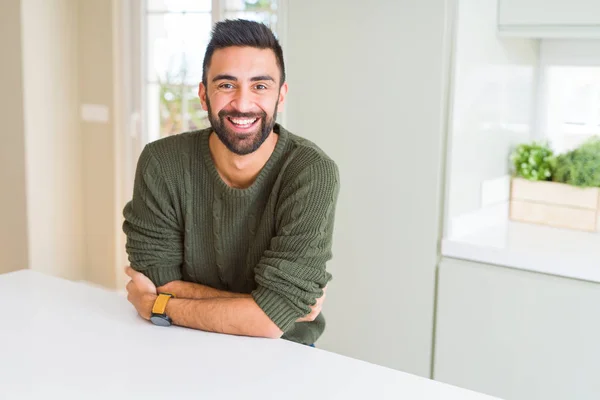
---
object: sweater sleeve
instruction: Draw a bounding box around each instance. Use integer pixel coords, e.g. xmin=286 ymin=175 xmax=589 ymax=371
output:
xmin=252 ymin=159 xmax=340 ymax=332
xmin=122 ymin=145 xmax=183 ymax=287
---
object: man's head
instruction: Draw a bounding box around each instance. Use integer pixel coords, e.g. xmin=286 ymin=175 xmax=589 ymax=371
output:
xmin=199 ymin=19 xmax=288 ymax=156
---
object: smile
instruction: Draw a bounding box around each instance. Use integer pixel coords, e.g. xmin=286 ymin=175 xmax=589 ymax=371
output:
xmin=227 ymin=117 xmax=259 ymax=129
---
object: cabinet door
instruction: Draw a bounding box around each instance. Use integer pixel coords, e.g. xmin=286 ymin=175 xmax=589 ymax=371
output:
xmin=434 ymin=258 xmax=600 ymax=400
xmin=499 ymin=0 xmax=600 ymax=26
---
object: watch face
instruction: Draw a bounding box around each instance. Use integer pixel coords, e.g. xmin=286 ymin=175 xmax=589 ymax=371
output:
xmin=150 ymin=314 xmax=172 ymax=327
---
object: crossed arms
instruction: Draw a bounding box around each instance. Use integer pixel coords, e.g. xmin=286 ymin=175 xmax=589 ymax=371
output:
xmin=122 ymin=144 xmax=339 ymax=338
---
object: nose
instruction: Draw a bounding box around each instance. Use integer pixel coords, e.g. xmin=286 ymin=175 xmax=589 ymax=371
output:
xmin=230 ymin=86 xmax=254 ymax=113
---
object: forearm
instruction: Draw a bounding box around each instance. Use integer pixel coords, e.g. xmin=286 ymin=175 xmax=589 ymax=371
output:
xmin=158 ymin=280 xmax=250 ymax=300
xmin=159 ymin=280 xmax=319 ymax=324
xmin=165 ymin=297 xmax=283 ymax=339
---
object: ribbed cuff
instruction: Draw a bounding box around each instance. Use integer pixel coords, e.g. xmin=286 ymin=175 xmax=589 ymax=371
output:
xmin=252 ymin=285 xmax=300 ymax=332
xmin=142 ymin=267 xmax=183 ymax=288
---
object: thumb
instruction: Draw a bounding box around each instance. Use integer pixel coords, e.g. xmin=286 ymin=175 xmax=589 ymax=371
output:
xmin=125 ymin=266 xmax=135 ymax=278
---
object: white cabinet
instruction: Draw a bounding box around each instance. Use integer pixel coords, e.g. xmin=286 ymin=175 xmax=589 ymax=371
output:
xmin=498 ymin=0 xmax=600 ymax=38
xmin=434 ymin=258 xmax=600 ymax=400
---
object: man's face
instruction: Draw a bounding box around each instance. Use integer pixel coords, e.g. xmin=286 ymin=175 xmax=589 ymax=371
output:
xmin=199 ymin=46 xmax=288 ymax=156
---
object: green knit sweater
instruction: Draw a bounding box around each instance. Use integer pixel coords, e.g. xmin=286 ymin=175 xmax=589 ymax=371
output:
xmin=122 ymin=124 xmax=339 ymax=345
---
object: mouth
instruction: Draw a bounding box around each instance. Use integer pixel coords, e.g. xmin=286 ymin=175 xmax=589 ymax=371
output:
xmin=226 ymin=116 xmax=260 ymax=132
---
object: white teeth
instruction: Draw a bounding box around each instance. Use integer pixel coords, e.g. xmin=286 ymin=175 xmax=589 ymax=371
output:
xmin=230 ymin=118 xmax=257 ymax=126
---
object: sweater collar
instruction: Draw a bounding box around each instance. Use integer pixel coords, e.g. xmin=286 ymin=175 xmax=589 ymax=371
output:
xmin=201 ymin=123 xmax=290 ymax=197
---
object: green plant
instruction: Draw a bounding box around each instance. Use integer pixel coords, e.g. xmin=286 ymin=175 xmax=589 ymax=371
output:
xmin=553 ymin=137 xmax=600 ymax=188
xmin=157 ymin=57 xmax=209 ymax=138
xmin=510 ymin=142 xmax=555 ymax=181
xmin=243 ymin=0 xmax=276 ymax=12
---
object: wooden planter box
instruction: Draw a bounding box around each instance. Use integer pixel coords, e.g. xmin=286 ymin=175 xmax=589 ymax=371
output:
xmin=509 ymin=177 xmax=600 ymax=232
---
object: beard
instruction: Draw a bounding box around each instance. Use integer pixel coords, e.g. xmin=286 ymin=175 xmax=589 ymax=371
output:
xmin=206 ymin=97 xmax=278 ymax=156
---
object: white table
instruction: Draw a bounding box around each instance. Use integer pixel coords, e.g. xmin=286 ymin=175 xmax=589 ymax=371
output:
xmin=0 ymin=270 xmax=500 ymax=399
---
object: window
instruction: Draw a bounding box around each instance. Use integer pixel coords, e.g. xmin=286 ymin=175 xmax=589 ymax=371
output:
xmin=537 ymin=40 xmax=600 ymax=154
xmin=143 ymin=0 xmax=279 ymax=143
xmin=543 ymin=67 xmax=600 ymax=153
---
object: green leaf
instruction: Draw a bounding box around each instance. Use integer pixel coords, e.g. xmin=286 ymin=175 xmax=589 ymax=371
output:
xmin=510 ymin=141 xmax=555 ymax=182
xmin=553 ymin=137 xmax=600 ymax=187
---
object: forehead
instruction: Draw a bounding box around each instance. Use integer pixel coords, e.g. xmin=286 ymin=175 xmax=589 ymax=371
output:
xmin=207 ymin=46 xmax=279 ymax=80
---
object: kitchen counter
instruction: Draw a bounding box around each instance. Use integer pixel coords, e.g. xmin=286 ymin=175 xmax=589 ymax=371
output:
xmin=442 ymin=217 xmax=600 ymax=283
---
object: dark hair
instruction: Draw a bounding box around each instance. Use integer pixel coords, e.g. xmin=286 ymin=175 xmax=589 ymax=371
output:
xmin=202 ymin=19 xmax=285 ymax=87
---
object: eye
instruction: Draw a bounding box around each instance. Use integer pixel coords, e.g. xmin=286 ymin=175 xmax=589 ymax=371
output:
xmin=219 ymin=83 xmax=234 ymax=89
xmin=255 ymin=84 xmax=268 ymax=90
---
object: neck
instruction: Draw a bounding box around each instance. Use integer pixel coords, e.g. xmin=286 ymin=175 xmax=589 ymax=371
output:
xmin=209 ymin=131 xmax=279 ymax=189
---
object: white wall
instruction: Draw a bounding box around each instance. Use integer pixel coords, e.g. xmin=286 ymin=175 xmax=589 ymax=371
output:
xmin=445 ymin=0 xmax=538 ymax=234
xmin=6 ymin=0 xmax=123 ymax=287
xmin=20 ymin=0 xmax=85 ymax=281
xmin=285 ymin=0 xmax=452 ymax=376
xmin=0 ymin=0 xmax=29 ymax=274
xmin=0 ymin=0 xmax=140 ymax=288
xmin=78 ymin=0 xmax=121 ymax=289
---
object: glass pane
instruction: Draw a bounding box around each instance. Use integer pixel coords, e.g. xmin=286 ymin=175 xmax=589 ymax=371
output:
xmin=223 ymin=0 xmax=277 ymax=12
xmin=183 ymin=85 xmax=211 ymax=132
xmin=147 ymin=0 xmax=211 ymax=12
xmin=147 ymin=13 xmax=211 ymax=85
xmin=544 ymin=66 xmax=600 ymax=152
xmin=222 ymin=11 xmax=276 ymax=31
xmin=149 ymin=82 xmax=210 ymax=140
xmin=147 ymin=83 xmax=161 ymax=143
xmin=547 ymin=67 xmax=600 ymax=126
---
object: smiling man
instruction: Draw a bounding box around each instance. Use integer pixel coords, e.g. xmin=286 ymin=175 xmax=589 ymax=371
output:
xmin=122 ymin=19 xmax=340 ymax=346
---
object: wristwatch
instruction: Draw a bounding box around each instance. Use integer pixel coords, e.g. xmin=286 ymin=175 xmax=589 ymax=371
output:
xmin=150 ymin=293 xmax=174 ymax=327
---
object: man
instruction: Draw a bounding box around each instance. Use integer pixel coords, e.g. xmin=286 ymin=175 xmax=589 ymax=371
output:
xmin=123 ymin=19 xmax=339 ymax=346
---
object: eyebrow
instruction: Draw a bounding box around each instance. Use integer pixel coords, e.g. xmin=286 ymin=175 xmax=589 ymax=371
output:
xmin=250 ymin=75 xmax=275 ymax=82
xmin=212 ymin=74 xmax=237 ymax=82
xmin=212 ymin=74 xmax=275 ymax=83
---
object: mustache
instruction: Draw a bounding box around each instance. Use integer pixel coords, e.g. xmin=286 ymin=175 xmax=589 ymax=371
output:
xmin=218 ymin=110 xmax=266 ymax=119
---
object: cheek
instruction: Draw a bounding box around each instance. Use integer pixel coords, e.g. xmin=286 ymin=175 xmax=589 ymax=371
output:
xmin=207 ymin=94 xmax=228 ymax=113
xmin=258 ymin=97 xmax=278 ymax=114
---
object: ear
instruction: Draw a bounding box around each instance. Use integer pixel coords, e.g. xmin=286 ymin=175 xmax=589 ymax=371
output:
xmin=199 ymin=82 xmax=208 ymax=111
xmin=277 ymin=82 xmax=288 ymax=111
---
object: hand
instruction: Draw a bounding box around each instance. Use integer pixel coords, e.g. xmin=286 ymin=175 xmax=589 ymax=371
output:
xmin=297 ymin=286 xmax=327 ymax=323
xmin=125 ymin=266 xmax=157 ymax=294
xmin=125 ymin=266 xmax=157 ymax=320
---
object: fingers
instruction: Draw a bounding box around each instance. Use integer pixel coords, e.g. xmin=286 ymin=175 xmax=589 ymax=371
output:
xmin=126 ymin=280 xmax=134 ymax=304
xmin=126 ymin=266 xmax=144 ymax=284
xmin=297 ymin=286 xmax=329 ymax=323
xmin=315 ymin=287 xmax=327 ymax=303
xmin=319 ymin=286 xmax=328 ymax=298
xmin=125 ymin=265 xmax=135 ymax=278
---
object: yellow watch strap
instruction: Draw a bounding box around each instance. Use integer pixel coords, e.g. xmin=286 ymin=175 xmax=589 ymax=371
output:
xmin=152 ymin=293 xmax=174 ymax=315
